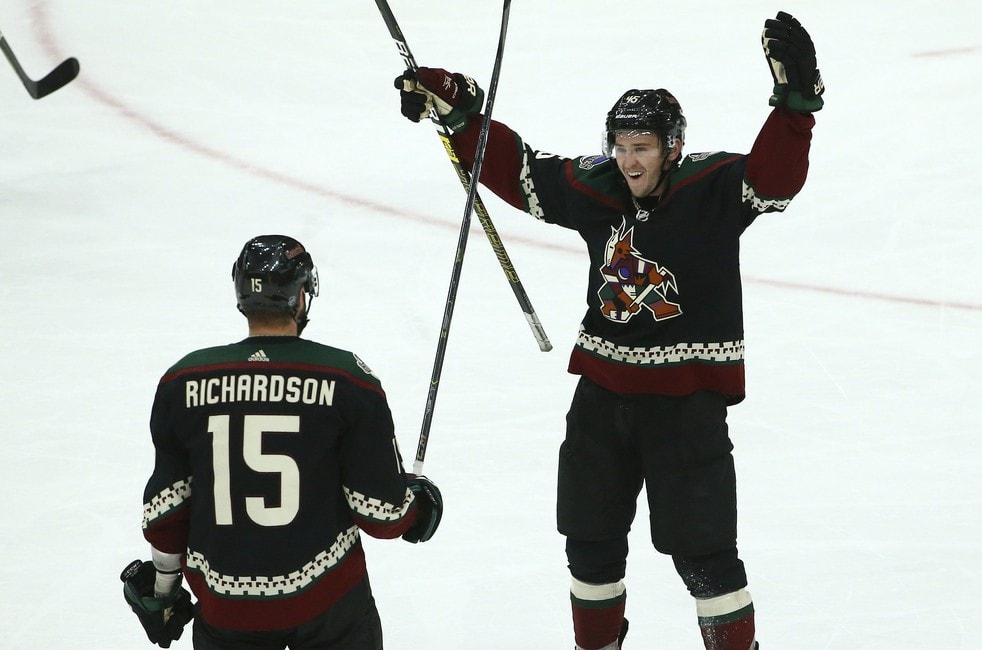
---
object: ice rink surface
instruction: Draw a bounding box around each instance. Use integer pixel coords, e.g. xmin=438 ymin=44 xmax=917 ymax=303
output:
xmin=1 ymin=1 xmax=980 ymax=647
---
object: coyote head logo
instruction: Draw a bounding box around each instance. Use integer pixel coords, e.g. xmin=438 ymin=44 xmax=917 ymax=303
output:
xmin=597 ymin=220 xmax=682 ymax=323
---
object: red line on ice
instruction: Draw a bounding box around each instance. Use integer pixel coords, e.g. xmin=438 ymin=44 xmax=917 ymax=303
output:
xmin=29 ymin=2 xmax=982 ymax=313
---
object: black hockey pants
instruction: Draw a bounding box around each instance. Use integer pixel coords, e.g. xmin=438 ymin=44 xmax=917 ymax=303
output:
xmin=558 ymin=377 xmax=747 ymax=596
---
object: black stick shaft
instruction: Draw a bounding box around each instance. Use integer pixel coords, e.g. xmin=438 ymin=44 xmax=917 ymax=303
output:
xmin=374 ymin=0 xmax=520 ymax=472
xmin=375 ymin=0 xmax=551 ymax=354
xmin=414 ymin=1 xmax=511 ymax=473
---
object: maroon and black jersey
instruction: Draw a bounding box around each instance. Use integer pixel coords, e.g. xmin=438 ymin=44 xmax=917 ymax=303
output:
xmin=142 ymin=335 xmax=419 ymax=630
xmin=451 ymin=108 xmax=814 ymax=403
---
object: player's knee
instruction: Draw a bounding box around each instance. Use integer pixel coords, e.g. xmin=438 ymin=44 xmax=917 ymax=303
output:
xmin=672 ymin=547 xmax=747 ymax=598
xmin=566 ymin=537 xmax=629 ymax=584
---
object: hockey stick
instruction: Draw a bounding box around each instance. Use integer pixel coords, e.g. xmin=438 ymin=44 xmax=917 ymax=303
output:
xmin=387 ymin=0 xmax=512 ymax=474
xmin=375 ymin=0 xmax=551 ymax=354
xmin=0 ymin=28 xmax=79 ymax=99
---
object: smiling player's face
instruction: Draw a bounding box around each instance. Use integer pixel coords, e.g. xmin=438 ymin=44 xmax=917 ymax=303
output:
xmin=612 ymin=132 xmax=671 ymax=198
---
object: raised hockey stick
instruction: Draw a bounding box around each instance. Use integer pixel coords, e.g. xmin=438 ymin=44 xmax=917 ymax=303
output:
xmin=375 ymin=0 xmax=552 ymax=354
xmin=0 ymin=28 xmax=79 ymax=99
xmin=382 ymin=0 xmax=513 ymax=473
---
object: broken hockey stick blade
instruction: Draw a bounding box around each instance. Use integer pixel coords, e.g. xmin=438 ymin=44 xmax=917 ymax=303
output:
xmin=376 ymin=0 xmax=551 ymax=354
xmin=0 ymin=31 xmax=79 ymax=99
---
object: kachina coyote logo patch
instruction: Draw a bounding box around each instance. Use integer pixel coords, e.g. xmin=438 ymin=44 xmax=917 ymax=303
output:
xmin=598 ymin=219 xmax=682 ymax=323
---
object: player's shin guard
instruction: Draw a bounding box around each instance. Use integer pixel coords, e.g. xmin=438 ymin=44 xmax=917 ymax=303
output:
xmin=695 ymin=588 xmax=756 ymax=650
xmin=571 ymin=577 xmax=627 ymax=649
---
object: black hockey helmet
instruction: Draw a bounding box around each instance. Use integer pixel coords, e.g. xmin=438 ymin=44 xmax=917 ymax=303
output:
xmin=232 ymin=235 xmax=319 ymax=320
xmin=604 ymin=88 xmax=686 ymax=156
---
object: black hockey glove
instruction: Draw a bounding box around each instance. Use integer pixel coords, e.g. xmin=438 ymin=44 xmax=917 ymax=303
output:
xmin=394 ymin=67 xmax=484 ymax=131
xmin=121 ymin=560 xmax=194 ymax=648
xmin=762 ymin=11 xmax=824 ymax=112
xmin=402 ymin=475 xmax=443 ymax=544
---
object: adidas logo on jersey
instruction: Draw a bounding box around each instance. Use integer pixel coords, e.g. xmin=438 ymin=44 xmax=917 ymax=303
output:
xmin=248 ymin=349 xmax=270 ymax=362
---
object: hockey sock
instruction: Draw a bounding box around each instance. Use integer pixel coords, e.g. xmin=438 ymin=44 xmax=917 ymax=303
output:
xmin=571 ymin=578 xmax=627 ymax=650
xmin=695 ymin=588 xmax=756 ymax=650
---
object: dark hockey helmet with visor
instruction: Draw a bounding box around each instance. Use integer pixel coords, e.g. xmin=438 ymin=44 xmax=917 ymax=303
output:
xmin=604 ymin=88 xmax=686 ymax=157
xmin=232 ymin=235 xmax=319 ymax=321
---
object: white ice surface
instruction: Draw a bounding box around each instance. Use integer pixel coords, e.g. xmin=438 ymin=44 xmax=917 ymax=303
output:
xmin=1 ymin=1 xmax=980 ymax=648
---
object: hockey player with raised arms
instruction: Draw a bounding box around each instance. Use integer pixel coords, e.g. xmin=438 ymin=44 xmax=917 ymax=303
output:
xmin=122 ymin=235 xmax=443 ymax=649
xmin=394 ymin=10 xmax=822 ymax=650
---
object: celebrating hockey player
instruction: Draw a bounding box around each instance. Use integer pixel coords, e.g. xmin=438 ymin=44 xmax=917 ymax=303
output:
xmin=123 ymin=235 xmax=443 ymax=649
xmin=394 ymin=10 xmax=822 ymax=650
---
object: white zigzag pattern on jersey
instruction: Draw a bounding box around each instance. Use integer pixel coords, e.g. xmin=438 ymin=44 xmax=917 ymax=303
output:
xmin=142 ymin=477 xmax=193 ymax=529
xmin=344 ymin=486 xmax=413 ymax=522
xmin=577 ymin=327 xmax=745 ymax=365
xmin=185 ymin=525 xmax=360 ymax=597
xmin=519 ymin=148 xmax=545 ymax=221
xmin=742 ymin=180 xmax=792 ymax=212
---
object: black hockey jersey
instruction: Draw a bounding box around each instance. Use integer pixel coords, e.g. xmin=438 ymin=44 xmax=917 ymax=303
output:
xmin=451 ymin=108 xmax=814 ymax=403
xmin=142 ymin=335 xmax=418 ymax=630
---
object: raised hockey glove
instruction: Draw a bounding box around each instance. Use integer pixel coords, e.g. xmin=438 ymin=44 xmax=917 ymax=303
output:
xmin=121 ymin=560 xmax=193 ymax=648
xmin=394 ymin=67 xmax=484 ymax=131
xmin=402 ymin=475 xmax=443 ymax=543
xmin=762 ymin=11 xmax=824 ymax=112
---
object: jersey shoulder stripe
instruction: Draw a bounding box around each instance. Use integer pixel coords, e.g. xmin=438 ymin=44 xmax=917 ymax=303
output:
xmin=565 ymin=154 xmax=625 ymax=208
xmin=162 ymin=339 xmax=382 ymax=389
xmin=674 ymin=151 xmax=743 ymax=184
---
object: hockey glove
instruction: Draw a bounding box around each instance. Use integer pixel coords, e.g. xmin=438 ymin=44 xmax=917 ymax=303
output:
xmin=762 ymin=11 xmax=824 ymax=112
xmin=394 ymin=67 xmax=484 ymax=131
xmin=121 ymin=560 xmax=194 ymax=648
xmin=402 ymin=475 xmax=443 ymax=544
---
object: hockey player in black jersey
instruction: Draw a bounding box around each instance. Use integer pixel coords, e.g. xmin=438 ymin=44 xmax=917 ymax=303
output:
xmin=123 ymin=235 xmax=442 ymax=649
xmin=394 ymin=10 xmax=822 ymax=650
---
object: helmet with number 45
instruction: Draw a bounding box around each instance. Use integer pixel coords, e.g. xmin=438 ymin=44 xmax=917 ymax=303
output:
xmin=604 ymin=88 xmax=686 ymax=157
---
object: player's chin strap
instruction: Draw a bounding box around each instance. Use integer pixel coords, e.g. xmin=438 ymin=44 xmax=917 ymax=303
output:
xmin=633 ymin=162 xmax=672 ymax=220
xmin=295 ymin=292 xmax=314 ymax=335
xmin=648 ymin=151 xmax=678 ymax=201
xmin=295 ymin=304 xmax=311 ymax=335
